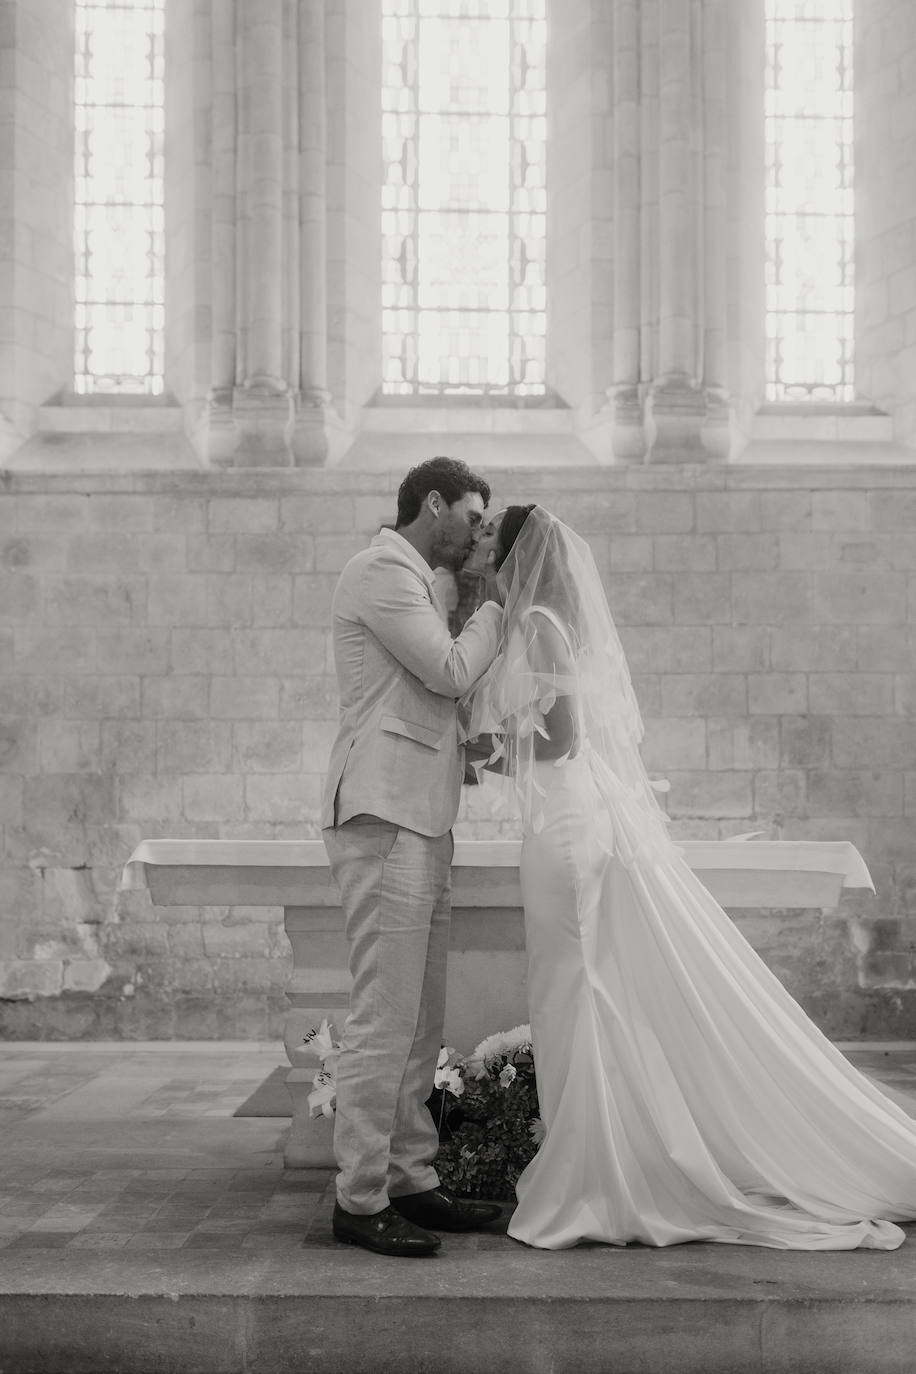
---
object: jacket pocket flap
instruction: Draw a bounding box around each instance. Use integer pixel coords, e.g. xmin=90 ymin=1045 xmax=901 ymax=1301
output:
xmin=380 ymin=714 xmax=444 ymax=751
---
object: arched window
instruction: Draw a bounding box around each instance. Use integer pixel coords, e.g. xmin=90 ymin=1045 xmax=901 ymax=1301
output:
xmin=74 ymin=0 xmax=165 ymax=396
xmin=381 ymin=0 xmax=546 ymax=397
xmin=765 ymin=0 xmax=854 ymax=402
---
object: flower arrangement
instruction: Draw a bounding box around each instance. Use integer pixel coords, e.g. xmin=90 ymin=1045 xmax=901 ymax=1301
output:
xmin=302 ymin=1020 xmax=542 ymax=1200
xmin=430 ymin=1024 xmax=542 ymax=1200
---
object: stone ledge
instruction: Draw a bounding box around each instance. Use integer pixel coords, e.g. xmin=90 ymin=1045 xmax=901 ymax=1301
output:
xmin=37 ymin=404 xmax=186 ymax=435
xmin=360 ymin=401 xmax=575 ymax=434
xmin=751 ymin=406 xmax=896 ymax=444
xmin=738 ymin=440 xmax=916 ymax=468
xmin=6 ymin=463 xmax=916 ymax=497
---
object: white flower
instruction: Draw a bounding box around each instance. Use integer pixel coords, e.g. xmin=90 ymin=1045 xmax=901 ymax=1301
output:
xmin=529 ymin=1115 xmax=546 ymax=1145
xmin=303 ymin=1018 xmax=341 ymax=1117
xmin=303 ymin=1017 xmax=339 ymax=1067
xmin=307 ymin=1068 xmax=337 ymax=1119
xmin=433 ymin=1046 xmax=465 ymax=1097
xmin=437 ymin=1066 xmax=464 ymax=1097
xmin=466 ymin=1024 xmax=533 ymax=1077
xmin=498 ymin=1064 xmax=517 ymax=1088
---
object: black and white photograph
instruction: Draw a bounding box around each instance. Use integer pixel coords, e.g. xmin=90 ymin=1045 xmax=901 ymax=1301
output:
xmin=2 ymin=1 xmax=916 ymax=1371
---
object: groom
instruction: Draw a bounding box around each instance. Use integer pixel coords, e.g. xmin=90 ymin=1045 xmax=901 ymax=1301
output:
xmin=321 ymin=457 xmax=505 ymax=1257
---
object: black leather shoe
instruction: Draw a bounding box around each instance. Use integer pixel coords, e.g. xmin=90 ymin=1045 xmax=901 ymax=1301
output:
xmin=332 ymin=1202 xmax=441 ymax=1257
xmin=390 ymin=1186 xmax=502 ymax=1232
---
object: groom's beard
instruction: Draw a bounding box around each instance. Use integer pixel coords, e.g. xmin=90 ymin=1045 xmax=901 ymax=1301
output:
xmin=439 ymin=543 xmax=478 ymax=574
xmin=459 ymin=547 xmax=488 ymax=576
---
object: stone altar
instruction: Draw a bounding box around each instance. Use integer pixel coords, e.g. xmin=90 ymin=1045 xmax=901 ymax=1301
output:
xmin=122 ymin=837 xmax=873 ymax=1168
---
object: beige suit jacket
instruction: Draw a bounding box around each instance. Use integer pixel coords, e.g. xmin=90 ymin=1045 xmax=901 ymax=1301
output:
xmin=322 ymin=529 xmax=502 ymax=837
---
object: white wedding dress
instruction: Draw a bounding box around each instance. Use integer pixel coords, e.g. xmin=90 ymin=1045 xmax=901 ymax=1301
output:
xmin=465 ymin=507 xmax=916 ymax=1251
xmin=510 ymin=747 xmax=916 ymax=1250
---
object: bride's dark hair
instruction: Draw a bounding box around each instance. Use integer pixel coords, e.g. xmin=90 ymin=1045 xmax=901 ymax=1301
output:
xmin=494 ymin=503 xmax=587 ymax=656
xmin=462 ymin=503 xmax=650 ymax=821
xmin=494 ymin=504 xmax=536 ymax=570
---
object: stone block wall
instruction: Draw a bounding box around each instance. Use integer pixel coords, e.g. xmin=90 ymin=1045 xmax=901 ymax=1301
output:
xmin=2 ymin=463 xmax=916 ymax=1040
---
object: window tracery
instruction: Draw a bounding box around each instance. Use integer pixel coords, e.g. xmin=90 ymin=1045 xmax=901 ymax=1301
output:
xmin=765 ymin=0 xmax=854 ymax=402
xmin=381 ymin=0 xmax=547 ymax=397
xmin=74 ymin=0 xmax=165 ymax=396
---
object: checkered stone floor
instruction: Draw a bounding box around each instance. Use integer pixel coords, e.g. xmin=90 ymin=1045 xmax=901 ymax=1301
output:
xmin=0 ymin=1043 xmax=512 ymax=1260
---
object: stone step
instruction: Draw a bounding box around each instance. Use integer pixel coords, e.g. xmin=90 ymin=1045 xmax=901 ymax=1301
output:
xmin=4 ymin=1044 xmax=916 ymax=1374
xmin=2 ymin=1235 xmax=916 ymax=1374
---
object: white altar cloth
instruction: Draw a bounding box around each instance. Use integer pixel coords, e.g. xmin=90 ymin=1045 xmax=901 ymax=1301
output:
xmin=121 ymin=837 xmax=874 ymax=911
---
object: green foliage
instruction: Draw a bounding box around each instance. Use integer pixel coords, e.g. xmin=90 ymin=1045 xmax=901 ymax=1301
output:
xmin=428 ymin=1047 xmax=541 ymax=1201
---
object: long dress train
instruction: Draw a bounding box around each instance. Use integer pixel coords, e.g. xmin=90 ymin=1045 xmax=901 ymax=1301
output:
xmin=463 ymin=506 xmax=916 ymax=1251
xmin=508 ymin=753 xmax=916 ymax=1251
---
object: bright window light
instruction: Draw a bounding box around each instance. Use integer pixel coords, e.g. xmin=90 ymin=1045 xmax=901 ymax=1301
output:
xmin=74 ymin=0 xmax=165 ymax=397
xmin=765 ymin=0 xmax=854 ymax=403
xmin=381 ymin=0 xmax=546 ymax=397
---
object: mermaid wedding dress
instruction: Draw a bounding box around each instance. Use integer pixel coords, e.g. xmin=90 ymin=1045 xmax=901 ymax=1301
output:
xmin=464 ymin=507 xmax=916 ymax=1250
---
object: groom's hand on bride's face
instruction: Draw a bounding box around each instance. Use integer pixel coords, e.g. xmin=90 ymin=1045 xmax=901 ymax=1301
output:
xmin=483 ymin=571 xmax=501 ymax=606
xmin=481 ymin=554 xmax=505 ymax=608
xmin=465 ymin=518 xmax=505 ymax=604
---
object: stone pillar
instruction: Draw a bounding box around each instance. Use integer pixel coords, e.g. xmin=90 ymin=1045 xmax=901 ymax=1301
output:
xmin=609 ymin=0 xmax=647 ymax=462
xmin=646 ymin=0 xmax=709 ymax=461
xmin=857 ymin=0 xmax=916 ymax=446
xmin=201 ymin=0 xmax=241 ymax=464
xmin=0 ymin=0 xmax=73 ymax=461
xmin=656 ymin=0 xmax=695 ymax=383
xmin=724 ymin=0 xmax=765 ymax=447
xmin=232 ymin=0 xmax=294 ymax=463
xmin=291 ymin=0 xmax=331 ymax=466
xmin=190 ymin=0 xmax=334 ymax=467
xmin=699 ymin=0 xmax=730 ymax=458
xmin=604 ymin=0 xmax=735 ymax=463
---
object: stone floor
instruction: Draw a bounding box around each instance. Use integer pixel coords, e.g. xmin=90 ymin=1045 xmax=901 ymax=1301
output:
xmin=2 ymin=1042 xmax=916 ymax=1373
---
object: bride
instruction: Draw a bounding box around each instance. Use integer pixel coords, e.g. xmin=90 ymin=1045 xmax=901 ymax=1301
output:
xmin=462 ymin=503 xmax=916 ymax=1251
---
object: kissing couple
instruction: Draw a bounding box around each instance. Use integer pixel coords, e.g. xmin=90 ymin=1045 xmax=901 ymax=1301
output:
xmin=321 ymin=456 xmax=916 ymax=1258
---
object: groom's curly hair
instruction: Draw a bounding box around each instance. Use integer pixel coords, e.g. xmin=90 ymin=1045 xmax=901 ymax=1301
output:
xmin=395 ymin=457 xmax=491 ymax=528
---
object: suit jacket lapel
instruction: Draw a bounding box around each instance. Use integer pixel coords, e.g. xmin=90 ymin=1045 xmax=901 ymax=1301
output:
xmin=371 ymin=529 xmax=445 ymax=618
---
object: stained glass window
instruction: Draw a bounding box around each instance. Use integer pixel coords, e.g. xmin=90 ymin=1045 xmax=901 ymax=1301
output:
xmin=74 ymin=0 xmax=165 ymax=396
xmin=381 ymin=0 xmax=546 ymax=397
xmin=765 ymin=0 xmax=854 ymax=402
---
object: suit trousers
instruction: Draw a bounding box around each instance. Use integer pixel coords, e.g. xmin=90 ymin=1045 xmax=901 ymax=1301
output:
xmin=323 ymin=816 xmax=452 ymax=1214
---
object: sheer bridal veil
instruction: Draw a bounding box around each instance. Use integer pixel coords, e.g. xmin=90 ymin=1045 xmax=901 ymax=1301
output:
xmin=461 ymin=506 xmax=671 ymax=850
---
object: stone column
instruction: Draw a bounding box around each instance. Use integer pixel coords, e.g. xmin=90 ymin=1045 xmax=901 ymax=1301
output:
xmin=604 ymin=0 xmax=735 ymax=463
xmin=231 ymin=0 xmax=295 ymax=463
xmin=699 ymin=0 xmax=730 ymax=457
xmin=656 ymin=0 xmax=695 ymax=382
xmin=193 ymin=0 xmax=334 ymax=467
xmin=645 ymin=0 xmax=708 ymax=460
xmin=195 ymin=0 xmax=242 ymax=465
xmin=857 ymin=0 xmax=916 ymax=444
xmin=290 ymin=0 xmax=332 ymax=466
xmin=0 ymin=0 xmax=73 ymax=461
xmin=609 ymin=0 xmax=647 ymax=461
